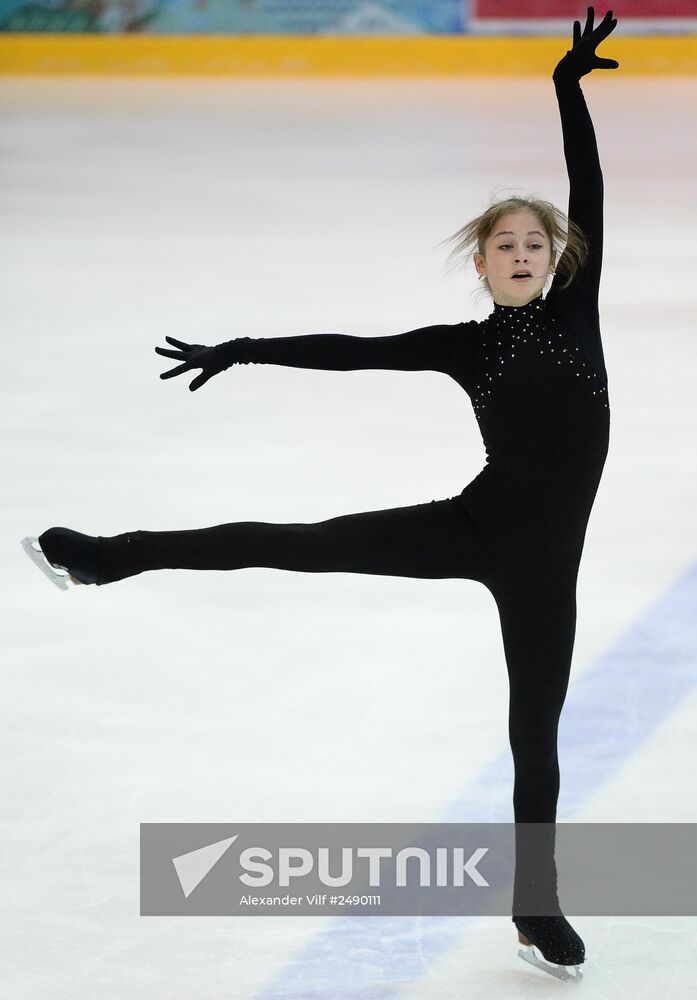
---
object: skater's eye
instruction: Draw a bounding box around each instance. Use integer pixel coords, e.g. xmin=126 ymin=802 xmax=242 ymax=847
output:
xmin=499 ymin=244 xmax=543 ymax=250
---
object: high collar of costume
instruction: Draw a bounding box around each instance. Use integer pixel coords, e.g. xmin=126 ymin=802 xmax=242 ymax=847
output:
xmin=490 ymin=293 xmax=545 ymax=320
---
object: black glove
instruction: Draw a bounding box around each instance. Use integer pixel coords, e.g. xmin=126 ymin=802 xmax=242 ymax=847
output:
xmin=155 ymin=336 xmax=235 ymax=392
xmin=553 ymin=6 xmax=619 ymax=83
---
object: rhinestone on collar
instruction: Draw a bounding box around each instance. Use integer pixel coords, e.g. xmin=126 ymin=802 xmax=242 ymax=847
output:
xmin=492 ymin=292 xmax=545 ymax=317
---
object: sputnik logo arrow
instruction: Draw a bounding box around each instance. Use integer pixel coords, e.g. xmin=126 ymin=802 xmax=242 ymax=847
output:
xmin=172 ymin=835 xmax=238 ymax=898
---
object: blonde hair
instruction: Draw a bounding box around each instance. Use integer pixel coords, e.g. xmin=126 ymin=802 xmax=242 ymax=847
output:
xmin=438 ymin=193 xmax=588 ymax=303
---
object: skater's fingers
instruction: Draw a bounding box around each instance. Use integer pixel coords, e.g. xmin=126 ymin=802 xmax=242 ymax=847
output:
xmin=165 ymin=336 xmax=192 ymax=350
xmin=189 ymin=371 xmax=211 ymax=392
xmin=155 ymin=346 xmax=186 ymax=361
xmin=594 ymin=14 xmax=617 ymax=40
xmin=160 ymin=363 xmax=190 ymax=380
xmin=583 ymin=5 xmax=594 ymax=34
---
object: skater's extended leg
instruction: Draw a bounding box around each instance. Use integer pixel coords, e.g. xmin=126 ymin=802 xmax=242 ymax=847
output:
xmin=33 ymin=497 xmax=485 ymax=586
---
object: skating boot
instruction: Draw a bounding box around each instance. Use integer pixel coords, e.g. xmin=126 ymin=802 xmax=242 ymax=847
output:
xmin=21 ymin=527 xmax=103 ymax=589
xmin=513 ymin=913 xmax=584 ymax=982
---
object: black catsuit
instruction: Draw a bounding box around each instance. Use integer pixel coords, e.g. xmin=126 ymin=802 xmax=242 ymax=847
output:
xmin=41 ymin=74 xmax=609 ymax=908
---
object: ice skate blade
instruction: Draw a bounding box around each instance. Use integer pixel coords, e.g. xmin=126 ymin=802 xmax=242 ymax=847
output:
xmin=20 ymin=536 xmax=85 ymax=590
xmin=517 ymin=944 xmax=583 ymax=983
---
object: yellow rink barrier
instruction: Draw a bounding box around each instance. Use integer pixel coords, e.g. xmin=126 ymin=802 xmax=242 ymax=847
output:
xmin=0 ymin=34 xmax=695 ymax=76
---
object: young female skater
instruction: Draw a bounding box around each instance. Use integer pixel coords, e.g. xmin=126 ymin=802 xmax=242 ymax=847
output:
xmin=23 ymin=5 xmax=619 ymax=981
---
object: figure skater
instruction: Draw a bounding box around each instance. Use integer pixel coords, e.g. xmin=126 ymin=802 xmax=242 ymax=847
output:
xmin=22 ymin=6 xmax=619 ymax=981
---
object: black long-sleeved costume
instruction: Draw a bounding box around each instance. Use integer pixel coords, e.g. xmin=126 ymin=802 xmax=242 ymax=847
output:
xmin=41 ymin=77 xmax=609 ymax=912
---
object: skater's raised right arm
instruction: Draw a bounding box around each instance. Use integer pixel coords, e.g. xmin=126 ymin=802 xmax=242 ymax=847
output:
xmin=156 ymin=323 xmax=474 ymax=392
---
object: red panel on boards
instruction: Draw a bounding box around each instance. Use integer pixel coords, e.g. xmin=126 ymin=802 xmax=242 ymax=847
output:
xmin=474 ymin=1 xmax=694 ymax=18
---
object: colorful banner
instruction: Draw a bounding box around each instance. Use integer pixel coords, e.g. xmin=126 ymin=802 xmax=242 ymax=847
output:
xmin=1 ymin=0 xmax=695 ymax=34
xmin=0 ymin=0 xmax=466 ymax=34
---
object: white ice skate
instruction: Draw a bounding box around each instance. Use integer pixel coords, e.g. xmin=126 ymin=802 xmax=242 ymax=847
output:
xmin=20 ymin=537 xmax=85 ymax=590
xmin=517 ymin=933 xmax=583 ymax=982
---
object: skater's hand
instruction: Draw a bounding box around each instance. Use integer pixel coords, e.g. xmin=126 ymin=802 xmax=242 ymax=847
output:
xmin=155 ymin=337 xmax=225 ymax=392
xmin=553 ymin=6 xmax=619 ymax=83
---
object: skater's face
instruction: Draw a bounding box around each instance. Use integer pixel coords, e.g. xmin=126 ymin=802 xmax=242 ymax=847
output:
xmin=474 ymin=211 xmax=555 ymax=307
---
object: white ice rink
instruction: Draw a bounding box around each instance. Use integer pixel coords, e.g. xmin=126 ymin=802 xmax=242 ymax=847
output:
xmin=2 ymin=74 xmax=697 ymax=998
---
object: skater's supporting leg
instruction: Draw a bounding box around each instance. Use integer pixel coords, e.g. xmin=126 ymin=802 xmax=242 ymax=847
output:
xmin=495 ymin=576 xmax=585 ymax=980
xmin=494 ymin=571 xmax=577 ymax=826
xmin=492 ymin=568 xmax=584 ymax=968
xmin=491 ymin=569 xmax=579 ymax=917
